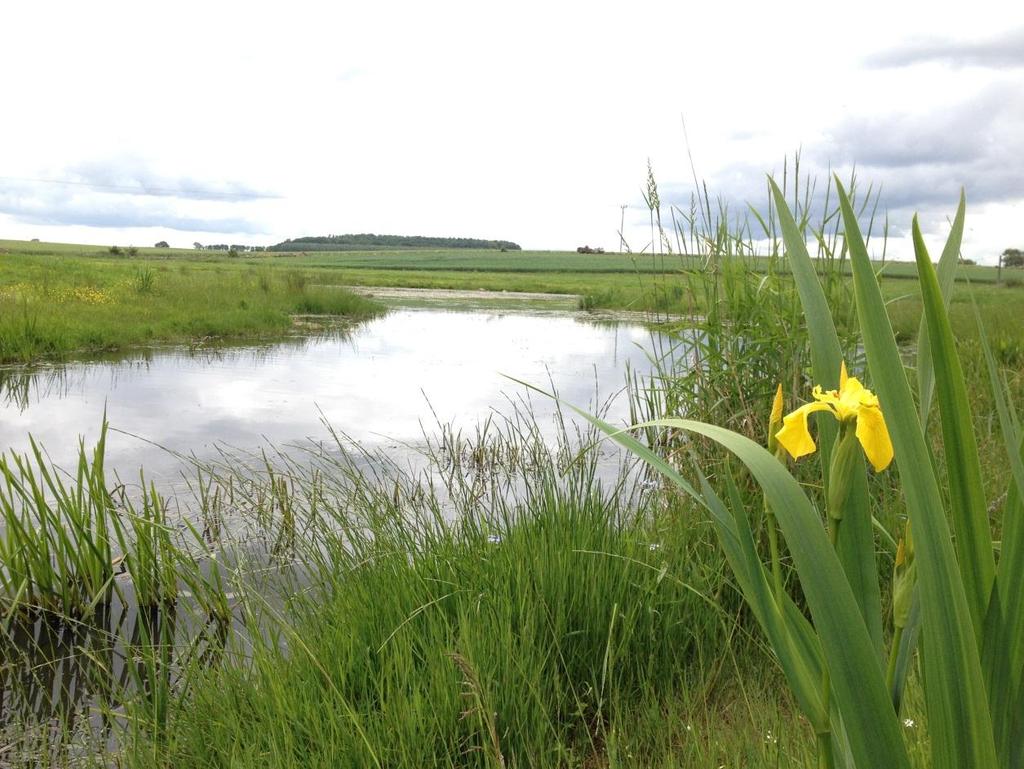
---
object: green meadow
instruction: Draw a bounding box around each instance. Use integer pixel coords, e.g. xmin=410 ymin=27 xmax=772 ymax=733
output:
xmin=2 ymin=237 xmax=1021 ymax=365
xmin=0 ymin=242 xmax=383 ymax=363
xmin=3 ymin=178 xmax=1024 ymax=768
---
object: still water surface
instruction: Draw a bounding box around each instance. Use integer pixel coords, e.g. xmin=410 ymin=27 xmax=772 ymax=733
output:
xmin=1 ymin=309 xmax=667 ymax=483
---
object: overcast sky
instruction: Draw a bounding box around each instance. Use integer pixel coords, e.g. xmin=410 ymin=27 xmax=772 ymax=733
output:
xmin=2 ymin=1 xmax=1022 ymax=263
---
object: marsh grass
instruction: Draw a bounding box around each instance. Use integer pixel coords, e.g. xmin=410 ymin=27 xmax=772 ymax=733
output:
xmin=0 ymin=420 xmax=240 ymax=752
xmin=0 ymin=253 xmax=382 ymax=363
xmin=0 ymin=424 xmax=207 ymax=619
xmin=0 ymin=386 xmax=819 ymax=768
xmin=596 ymin=179 xmax=1024 ymax=768
xmin=0 ymin=426 xmax=121 ymax=616
xmin=1 ymin=584 xmax=232 ymax=766
xmin=0 ymin=429 xmax=245 ymax=765
xmin=624 ymin=159 xmax=881 ymax=500
xmin=2 ymin=236 xmax=1019 ymax=365
xmin=111 ymin=408 xmax=820 ymax=769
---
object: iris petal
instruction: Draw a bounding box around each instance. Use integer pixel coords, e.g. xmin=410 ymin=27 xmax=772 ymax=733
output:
xmin=775 ymin=402 xmax=834 ymax=460
xmin=812 ymin=385 xmax=839 ymax=405
xmin=855 ymin=404 xmax=894 ymax=471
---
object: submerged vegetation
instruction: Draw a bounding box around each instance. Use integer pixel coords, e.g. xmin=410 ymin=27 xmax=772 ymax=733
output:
xmin=3 ymin=163 xmax=1024 ymax=767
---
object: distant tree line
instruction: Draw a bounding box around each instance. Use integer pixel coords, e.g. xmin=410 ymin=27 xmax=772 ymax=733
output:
xmin=269 ymin=234 xmax=521 ymax=252
xmin=193 ymin=242 xmax=267 ymax=252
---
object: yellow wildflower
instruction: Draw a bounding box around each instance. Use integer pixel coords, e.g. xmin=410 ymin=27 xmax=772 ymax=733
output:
xmin=775 ymin=363 xmax=894 ymax=472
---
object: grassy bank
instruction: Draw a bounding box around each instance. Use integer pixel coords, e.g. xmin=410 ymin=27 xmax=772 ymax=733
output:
xmin=4 ymin=238 xmax=1021 ymax=367
xmin=0 ymin=246 xmax=383 ymax=363
xmin=0 ymin=407 xmax=821 ymax=768
xmin=125 ymin=452 xmax=809 ymax=768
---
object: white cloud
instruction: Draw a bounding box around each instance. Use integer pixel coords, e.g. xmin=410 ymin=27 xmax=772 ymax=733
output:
xmin=1 ymin=1 xmax=1022 ymax=262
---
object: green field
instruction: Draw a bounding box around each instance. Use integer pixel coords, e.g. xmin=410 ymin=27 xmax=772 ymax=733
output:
xmin=0 ymin=240 xmax=384 ymax=363
xmin=2 ymin=238 xmax=1021 ymax=365
xmin=3 ymin=237 xmax=1010 ymax=280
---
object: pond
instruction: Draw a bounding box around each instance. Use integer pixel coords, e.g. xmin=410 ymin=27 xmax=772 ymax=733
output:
xmin=1 ymin=308 xmax=670 ymax=485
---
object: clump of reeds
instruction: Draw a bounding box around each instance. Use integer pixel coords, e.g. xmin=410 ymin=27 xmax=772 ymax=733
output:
xmin=0 ymin=426 xmax=120 ymax=616
xmin=629 ymin=155 xmax=880 ymax=455
xmin=604 ymin=180 xmax=1024 ymax=768
xmin=0 ymin=422 xmax=225 ymax=619
xmin=103 ymin=397 xmax=814 ymax=768
xmin=1 ymin=424 xmax=239 ymax=763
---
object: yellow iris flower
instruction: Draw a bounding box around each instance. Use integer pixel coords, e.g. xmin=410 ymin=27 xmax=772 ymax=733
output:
xmin=775 ymin=363 xmax=894 ymax=472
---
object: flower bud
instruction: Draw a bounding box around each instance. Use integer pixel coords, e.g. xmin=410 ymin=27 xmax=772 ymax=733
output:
xmin=893 ymin=526 xmax=916 ymax=629
xmin=767 ymin=383 xmax=784 ymax=456
xmin=826 ymin=423 xmax=859 ymax=522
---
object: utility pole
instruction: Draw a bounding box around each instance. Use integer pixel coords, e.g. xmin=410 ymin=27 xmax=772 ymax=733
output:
xmin=619 ymin=204 xmax=628 ymax=253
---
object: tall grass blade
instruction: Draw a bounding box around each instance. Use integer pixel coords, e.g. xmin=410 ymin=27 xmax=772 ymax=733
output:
xmin=975 ymin=300 xmax=1024 ymax=767
xmin=510 ymin=377 xmax=833 ymax=732
xmin=770 ymin=177 xmax=883 ymax=657
xmin=890 ymin=593 xmax=921 ymax=713
xmin=698 ymin=466 xmax=827 ymax=727
xmin=916 ymin=191 xmax=966 ymax=425
xmin=839 ymin=179 xmax=997 ymax=769
xmin=913 ymin=215 xmax=994 ymax=636
xmin=889 ymin=192 xmax=965 ymax=715
xmin=767 ymin=177 xmax=843 ymax=391
xmin=637 ymin=417 xmax=910 ymax=769
xmin=974 ymin=303 xmax=1024 ymax=523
